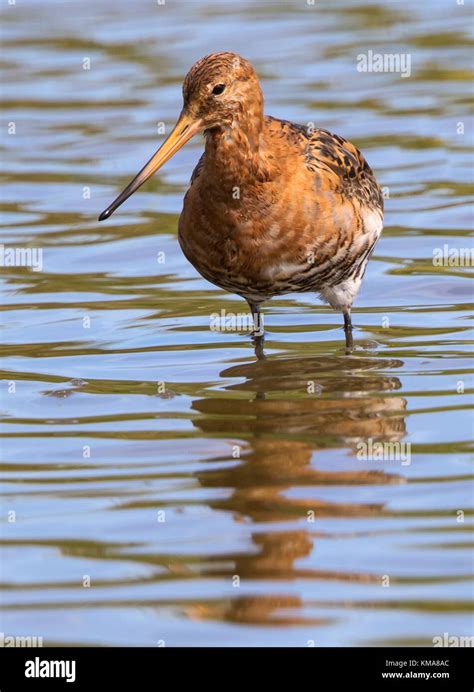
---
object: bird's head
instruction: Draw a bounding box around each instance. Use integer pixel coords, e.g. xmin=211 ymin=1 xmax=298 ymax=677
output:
xmin=99 ymin=52 xmax=262 ymax=221
xmin=182 ymin=52 xmax=263 ymax=131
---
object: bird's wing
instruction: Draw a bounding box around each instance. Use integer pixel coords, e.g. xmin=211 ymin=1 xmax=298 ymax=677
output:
xmin=305 ymin=128 xmax=384 ymax=212
xmin=265 ymin=116 xmax=383 ymax=213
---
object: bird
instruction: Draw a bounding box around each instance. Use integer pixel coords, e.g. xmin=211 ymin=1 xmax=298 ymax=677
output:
xmin=99 ymin=51 xmax=384 ymax=353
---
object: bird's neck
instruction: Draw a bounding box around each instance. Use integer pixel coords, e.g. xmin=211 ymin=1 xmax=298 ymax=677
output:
xmin=202 ymin=114 xmax=276 ymax=191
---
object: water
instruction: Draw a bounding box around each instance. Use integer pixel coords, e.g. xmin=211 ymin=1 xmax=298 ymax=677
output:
xmin=1 ymin=0 xmax=473 ymax=647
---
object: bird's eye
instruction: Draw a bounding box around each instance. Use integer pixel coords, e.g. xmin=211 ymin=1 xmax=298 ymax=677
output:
xmin=212 ymin=84 xmax=226 ymax=95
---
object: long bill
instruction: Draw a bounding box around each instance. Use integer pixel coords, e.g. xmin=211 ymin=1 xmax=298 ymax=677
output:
xmin=98 ymin=112 xmax=202 ymax=221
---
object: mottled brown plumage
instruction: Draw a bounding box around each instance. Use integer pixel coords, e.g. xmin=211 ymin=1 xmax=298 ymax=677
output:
xmin=99 ymin=52 xmax=384 ymax=351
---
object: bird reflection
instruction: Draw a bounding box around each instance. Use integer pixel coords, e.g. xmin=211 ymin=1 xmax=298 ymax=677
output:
xmin=186 ymin=353 xmax=407 ymax=626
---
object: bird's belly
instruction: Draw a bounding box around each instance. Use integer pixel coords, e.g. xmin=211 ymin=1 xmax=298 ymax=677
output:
xmin=178 ymin=232 xmax=283 ymax=300
xmin=178 ymin=203 xmax=382 ymax=302
xmin=178 ymin=235 xmax=375 ymax=303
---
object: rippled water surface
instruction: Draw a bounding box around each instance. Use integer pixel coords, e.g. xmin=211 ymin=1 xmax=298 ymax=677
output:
xmin=1 ymin=0 xmax=473 ymax=646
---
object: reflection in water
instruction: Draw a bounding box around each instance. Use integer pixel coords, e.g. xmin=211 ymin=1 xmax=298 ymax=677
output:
xmin=189 ymin=354 xmax=407 ymax=625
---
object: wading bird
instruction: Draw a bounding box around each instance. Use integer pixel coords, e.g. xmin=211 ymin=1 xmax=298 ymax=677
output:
xmin=99 ymin=52 xmax=384 ymax=353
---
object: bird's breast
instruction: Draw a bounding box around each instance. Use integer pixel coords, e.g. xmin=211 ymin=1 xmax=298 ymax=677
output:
xmin=177 ymin=174 xmax=382 ymax=301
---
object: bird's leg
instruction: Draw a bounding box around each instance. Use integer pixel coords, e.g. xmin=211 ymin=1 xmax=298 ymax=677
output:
xmin=343 ymin=309 xmax=354 ymax=351
xmin=247 ymin=301 xmax=265 ymax=359
xmin=249 ymin=303 xmax=264 ymax=337
xmin=253 ymin=335 xmax=265 ymax=360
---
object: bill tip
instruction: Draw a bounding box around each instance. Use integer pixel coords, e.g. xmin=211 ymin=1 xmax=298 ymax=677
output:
xmin=98 ymin=209 xmax=111 ymax=222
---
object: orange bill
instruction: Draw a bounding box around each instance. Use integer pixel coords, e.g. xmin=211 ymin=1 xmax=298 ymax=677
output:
xmin=98 ymin=112 xmax=202 ymax=221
